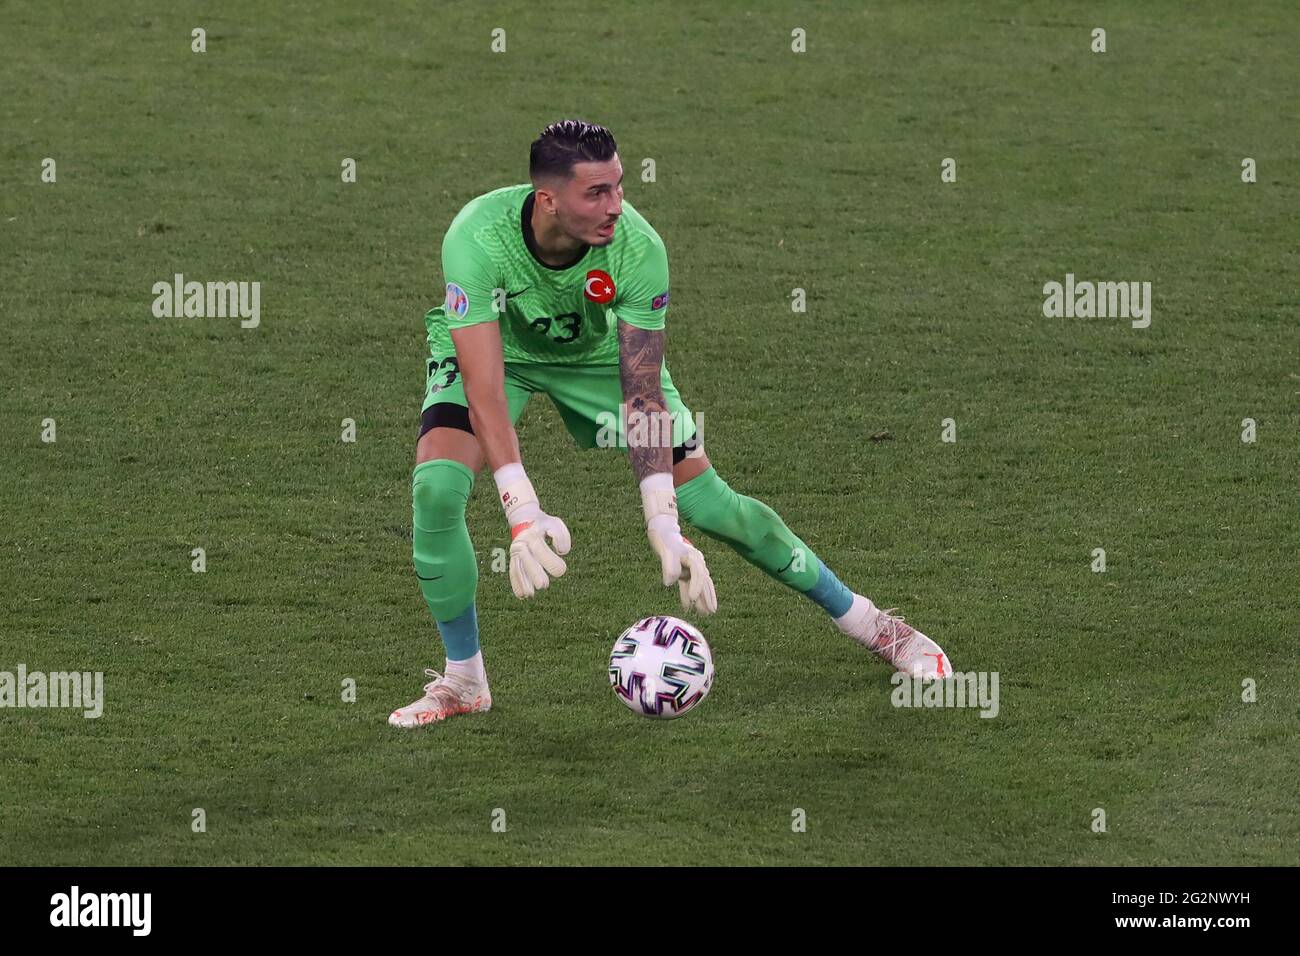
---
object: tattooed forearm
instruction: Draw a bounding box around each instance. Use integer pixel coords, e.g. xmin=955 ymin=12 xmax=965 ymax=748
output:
xmin=618 ymin=320 xmax=672 ymax=483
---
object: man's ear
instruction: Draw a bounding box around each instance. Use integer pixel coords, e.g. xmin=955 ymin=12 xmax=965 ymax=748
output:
xmin=532 ymin=176 xmax=565 ymax=214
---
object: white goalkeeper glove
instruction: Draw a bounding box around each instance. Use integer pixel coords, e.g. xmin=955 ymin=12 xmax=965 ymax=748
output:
xmin=495 ymin=463 xmax=571 ymax=600
xmin=641 ymin=473 xmax=718 ymax=616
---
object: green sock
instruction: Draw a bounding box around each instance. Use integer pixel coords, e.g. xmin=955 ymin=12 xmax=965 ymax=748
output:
xmin=675 ymin=466 xmax=822 ymax=593
xmin=412 ymin=459 xmax=480 ymax=658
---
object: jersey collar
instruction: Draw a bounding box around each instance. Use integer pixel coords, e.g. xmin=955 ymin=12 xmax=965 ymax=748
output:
xmin=521 ymin=191 xmax=591 ymax=271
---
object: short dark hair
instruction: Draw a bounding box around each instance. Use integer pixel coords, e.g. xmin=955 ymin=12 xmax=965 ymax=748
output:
xmin=530 ymin=120 xmax=618 ymax=182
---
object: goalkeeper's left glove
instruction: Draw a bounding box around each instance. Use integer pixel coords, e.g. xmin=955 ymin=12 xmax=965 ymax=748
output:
xmin=641 ymin=473 xmax=718 ymax=615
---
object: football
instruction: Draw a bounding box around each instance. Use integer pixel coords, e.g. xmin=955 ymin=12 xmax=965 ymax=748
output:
xmin=608 ymin=615 xmax=715 ymax=719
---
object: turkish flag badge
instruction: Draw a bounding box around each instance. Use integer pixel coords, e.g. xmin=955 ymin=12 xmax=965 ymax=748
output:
xmin=583 ymin=269 xmax=616 ymax=305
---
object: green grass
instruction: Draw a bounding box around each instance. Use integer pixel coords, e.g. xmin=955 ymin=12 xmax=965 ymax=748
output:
xmin=2 ymin=0 xmax=1297 ymax=865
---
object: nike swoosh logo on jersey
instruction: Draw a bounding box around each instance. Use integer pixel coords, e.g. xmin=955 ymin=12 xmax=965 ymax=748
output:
xmin=505 ymin=288 xmax=530 ymax=299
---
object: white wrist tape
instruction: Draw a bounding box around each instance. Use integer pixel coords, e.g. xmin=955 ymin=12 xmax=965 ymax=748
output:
xmin=639 ymin=472 xmax=678 ymax=528
xmin=495 ymin=463 xmax=541 ymax=527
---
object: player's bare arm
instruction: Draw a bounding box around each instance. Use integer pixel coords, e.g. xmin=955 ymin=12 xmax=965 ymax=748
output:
xmin=619 ymin=319 xmax=719 ymax=616
xmin=616 ymin=308 xmax=711 ymax=484
xmin=450 ymin=320 xmax=520 ymax=470
xmin=439 ymin=312 xmax=572 ymax=608
xmin=617 ymin=320 xmax=672 ymax=482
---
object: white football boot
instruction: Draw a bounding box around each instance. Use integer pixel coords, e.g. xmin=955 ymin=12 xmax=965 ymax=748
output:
xmin=388 ymin=668 xmax=492 ymax=728
xmin=835 ymin=594 xmax=952 ymax=679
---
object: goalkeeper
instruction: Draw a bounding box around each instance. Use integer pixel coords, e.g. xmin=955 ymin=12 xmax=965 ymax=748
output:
xmin=390 ymin=120 xmax=952 ymax=728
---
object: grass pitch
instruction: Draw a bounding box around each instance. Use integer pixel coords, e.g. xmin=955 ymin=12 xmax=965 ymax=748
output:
xmin=1 ymin=1 xmax=1297 ymax=865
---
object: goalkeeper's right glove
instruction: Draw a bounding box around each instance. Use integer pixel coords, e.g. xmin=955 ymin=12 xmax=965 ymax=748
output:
xmin=495 ymin=463 xmax=571 ymax=600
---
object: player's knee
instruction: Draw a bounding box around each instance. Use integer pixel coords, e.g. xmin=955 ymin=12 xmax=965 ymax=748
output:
xmin=412 ymin=460 xmax=472 ymax=529
xmin=730 ymin=495 xmax=785 ymax=548
xmin=679 ymin=472 xmax=787 ymax=547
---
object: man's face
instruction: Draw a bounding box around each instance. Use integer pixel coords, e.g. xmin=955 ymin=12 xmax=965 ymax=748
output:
xmin=539 ymin=155 xmax=624 ymax=246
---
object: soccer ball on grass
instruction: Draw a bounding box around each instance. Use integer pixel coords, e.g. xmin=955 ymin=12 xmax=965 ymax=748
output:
xmin=608 ymin=615 xmax=714 ymax=719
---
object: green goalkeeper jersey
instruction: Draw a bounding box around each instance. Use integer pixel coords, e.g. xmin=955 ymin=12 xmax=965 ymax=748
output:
xmin=428 ymin=184 xmax=670 ymax=366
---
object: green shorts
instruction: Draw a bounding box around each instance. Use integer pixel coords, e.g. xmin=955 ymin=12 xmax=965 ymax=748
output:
xmin=419 ymin=344 xmax=701 ymax=457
